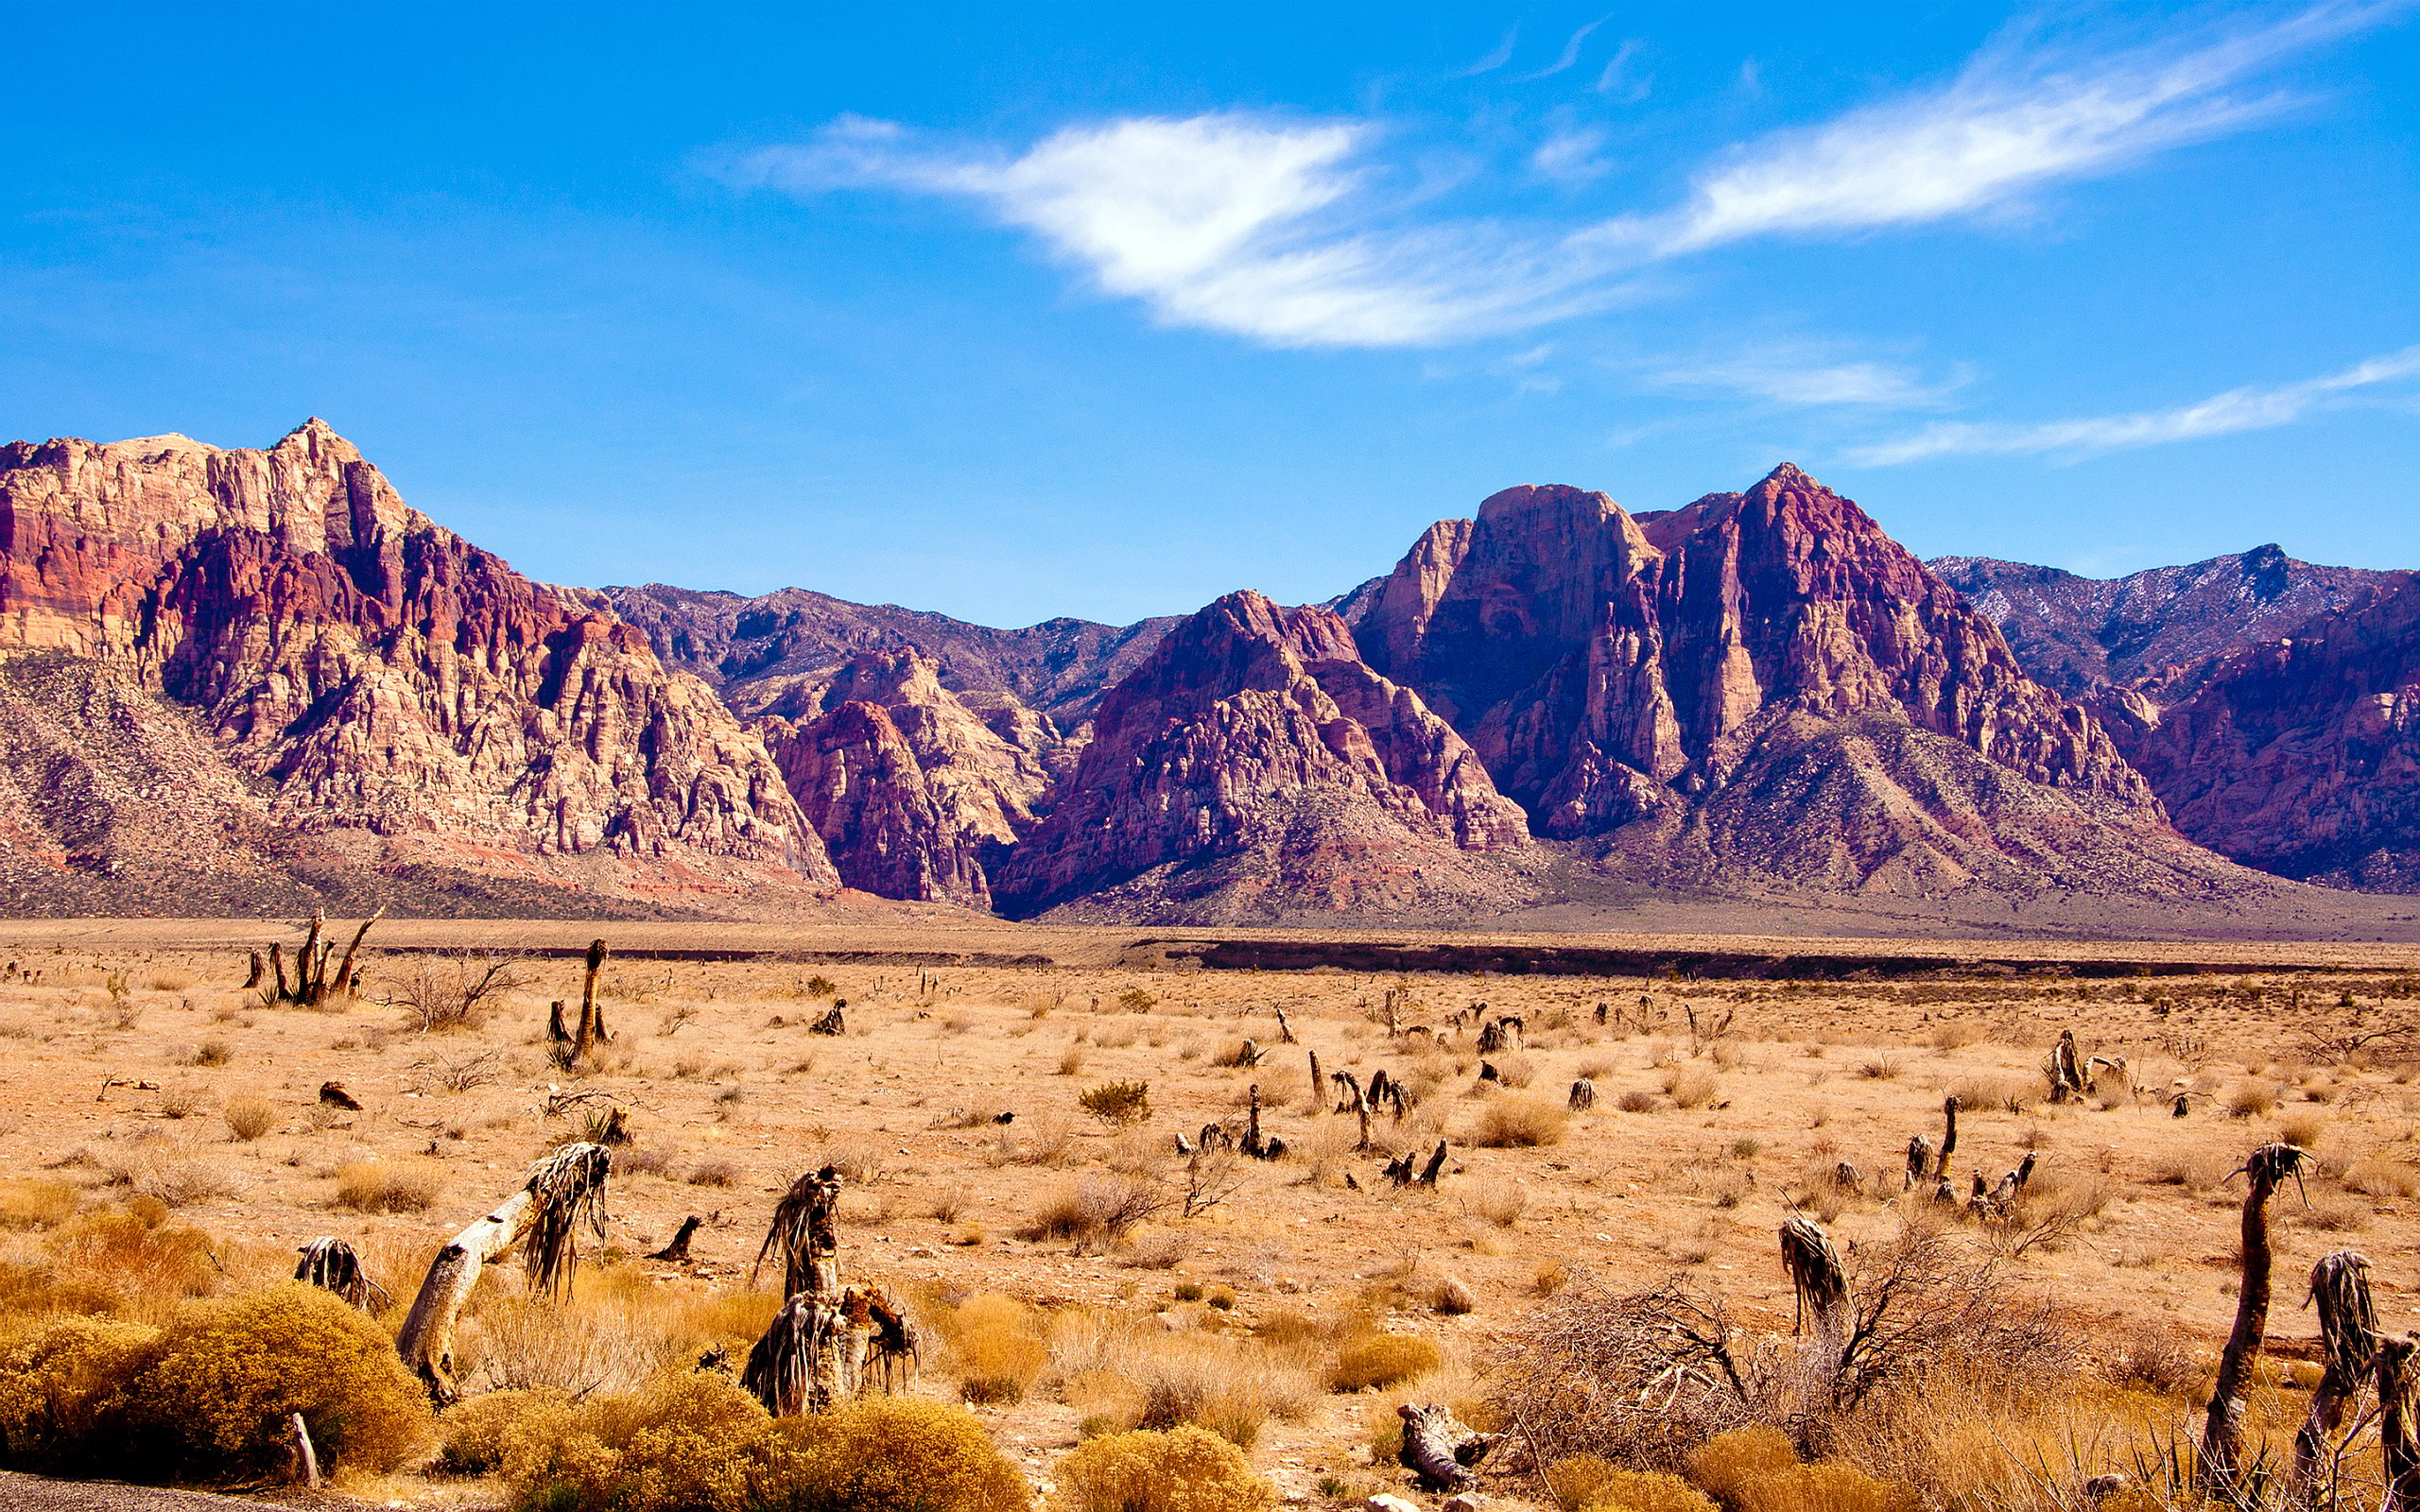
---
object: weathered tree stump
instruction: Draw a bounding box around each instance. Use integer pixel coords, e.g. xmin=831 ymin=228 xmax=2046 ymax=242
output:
xmin=295 ymin=1237 xmax=387 ymax=1310
xmin=2292 ymin=1250 xmax=2381 ymax=1501
xmin=1396 ymin=1402 xmax=1499 ymax=1491
xmin=1568 ymin=1078 xmax=1595 ymax=1112
xmin=2201 ymin=1143 xmax=2308 ymax=1497
xmin=649 ymin=1214 xmax=702 ymax=1263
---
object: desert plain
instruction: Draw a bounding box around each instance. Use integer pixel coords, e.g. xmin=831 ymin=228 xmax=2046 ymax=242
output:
xmin=4 ymin=916 xmax=2419 ymax=1511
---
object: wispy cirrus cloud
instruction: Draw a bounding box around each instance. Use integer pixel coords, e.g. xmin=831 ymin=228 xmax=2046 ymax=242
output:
xmin=1655 ymin=350 xmax=1968 ymax=409
xmin=1847 ymin=345 xmax=2420 ymax=463
xmin=732 ymin=4 xmax=2391 ymax=350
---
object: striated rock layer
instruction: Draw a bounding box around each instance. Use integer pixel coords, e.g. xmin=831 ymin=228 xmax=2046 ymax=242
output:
xmin=992 ymin=591 xmax=1532 ymax=920
xmin=0 ymin=421 xmax=836 ymax=909
xmin=1932 ymin=546 xmax=2404 ymax=696
xmin=1343 ymin=466 xmax=2256 ymax=900
xmin=757 ymin=647 xmax=1051 ymax=907
xmin=2110 ymin=579 xmax=2420 ymax=890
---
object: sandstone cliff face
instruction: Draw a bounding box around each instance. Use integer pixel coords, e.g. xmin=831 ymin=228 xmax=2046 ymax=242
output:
xmin=755 ymin=647 xmax=1052 ymax=906
xmin=0 ymin=421 xmax=835 ymax=905
xmin=1932 ymin=546 xmax=2404 ymax=695
xmin=991 ymin=592 xmax=1530 ymax=919
xmin=1352 ymin=465 xmax=2151 ymax=857
xmin=2110 ymin=580 xmax=2420 ymax=888
xmin=761 ymin=699 xmax=990 ymax=906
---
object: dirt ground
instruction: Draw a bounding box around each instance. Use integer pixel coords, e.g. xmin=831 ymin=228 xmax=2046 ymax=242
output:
xmin=4 ymin=917 xmax=2418 ymax=1507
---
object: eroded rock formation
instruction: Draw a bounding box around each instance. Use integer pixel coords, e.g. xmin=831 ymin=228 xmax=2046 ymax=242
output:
xmin=0 ymin=421 xmax=833 ymax=908
xmin=992 ymin=591 xmax=1531 ymax=919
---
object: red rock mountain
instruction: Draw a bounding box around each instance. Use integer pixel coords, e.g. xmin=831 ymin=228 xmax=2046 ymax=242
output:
xmin=757 ymin=648 xmax=1051 ymax=907
xmin=603 ymin=582 xmax=1178 ymax=730
xmin=2106 ymin=579 xmax=2420 ymax=890
xmin=0 ymin=421 xmax=834 ymax=913
xmin=1931 ymin=546 xmax=2404 ymax=696
xmin=1343 ymin=466 xmax=2254 ymax=900
xmin=991 ymin=592 xmax=1531 ymax=920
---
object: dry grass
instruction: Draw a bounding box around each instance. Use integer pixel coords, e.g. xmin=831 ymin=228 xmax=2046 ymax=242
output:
xmin=333 ymin=1160 xmax=441 ymax=1213
xmin=222 ymin=1094 xmax=276 ymax=1142
xmin=1471 ymin=1091 xmax=1569 ymax=1147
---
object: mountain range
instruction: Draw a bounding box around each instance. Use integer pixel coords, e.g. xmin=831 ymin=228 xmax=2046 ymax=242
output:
xmin=3 ymin=419 xmax=2415 ymax=936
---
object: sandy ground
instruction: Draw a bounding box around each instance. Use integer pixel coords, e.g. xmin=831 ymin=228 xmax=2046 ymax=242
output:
xmin=5 ymin=917 xmax=2418 ymax=1505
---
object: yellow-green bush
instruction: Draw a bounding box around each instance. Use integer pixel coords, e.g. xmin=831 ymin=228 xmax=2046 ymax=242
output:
xmin=2 ymin=1283 xmax=429 ymax=1483
xmin=1048 ymin=1426 xmax=1272 ymax=1512
xmin=438 ymin=1387 xmax=568 ymax=1475
xmin=493 ymin=1376 xmax=1030 ymax=1512
xmin=126 ymin=1282 xmax=432 ymax=1480
xmin=1583 ymin=1468 xmax=1721 ymax=1512
xmin=1329 ymin=1332 xmax=1442 ymax=1392
xmin=944 ymin=1292 xmax=1049 ymax=1404
xmin=1737 ymin=1464 xmax=1921 ymax=1512
xmin=1686 ymin=1425 xmax=1800 ymax=1509
xmin=765 ymin=1398 xmax=1032 ymax=1512
xmin=0 ymin=1315 xmax=159 ymax=1473
xmin=499 ymin=1371 xmax=763 ymax=1512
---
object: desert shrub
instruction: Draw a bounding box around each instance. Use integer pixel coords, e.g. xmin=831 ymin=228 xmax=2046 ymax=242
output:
xmin=1048 ymin=1425 xmax=1273 ymax=1512
xmin=40 ymin=1199 xmax=217 ymax=1313
xmin=1616 ymin=1089 xmax=1656 ymax=1113
xmin=335 ymin=1160 xmax=441 ymax=1212
xmin=1330 ymin=1333 xmax=1441 ymax=1392
xmin=181 ymin=1037 xmax=234 ymax=1067
xmin=1663 ymin=1065 xmax=1720 ymax=1108
xmin=0 ymin=1177 xmax=79 ymax=1229
xmin=497 ymin=1370 xmax=765 ymax=1512
xmin=1027 ymin=1173 xmax=1166 ymax=1250
xmin=0 ymin=1314 xmax=160 ymax=1473
xmin=1585 ymin=1468 xmax=1721 ymax=1512
xmin=1732 ymin=1463 xmax=1920 ymax=1512
xmin=125 ymin=1283 xmax=432 ymax=1481
xmin=2344 ymin=1155 xmax=2420 ymax=1198
xmin=686 ymin=1158 xmax=740 ymax=1188
xmin=1079 ymin=1080 xmax=1152 ymax=1126
xmin=1471 ymin=1091 xmax=1568 ymax=1147
xmin=1686 ymin=1426 xmax=1800 ymax=1507
xmin=944 ymin=1293 xmax=1049 ymax=1404
xmin=438 ymin=1387 xmax=566 ymax=1474
xmin=767 ymin=1397 xmax=1032 ymax=1512
xmin=1545 ymin=1453 xmax=1626 ymax=1511
xmin=222 ymin=1094 xmax=277 ymax=1142
xmin=1116 ymin=988 xmax=1157 ymax=1012
xmin=2225 ymin=1079 xmax=2279 ymax=1118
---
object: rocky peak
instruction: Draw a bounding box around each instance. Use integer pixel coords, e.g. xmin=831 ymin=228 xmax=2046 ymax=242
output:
xmin=1357 ymin=467 xmax=2152 ymax=848
xmin=0 ymin=422 xmax=836 ymax=905
xmin=991 ymin=589 xmax=1530 ymax=919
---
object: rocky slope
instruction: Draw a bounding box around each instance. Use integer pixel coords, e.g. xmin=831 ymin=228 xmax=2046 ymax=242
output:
xmin=0 ymin=422 xmax=835 ymax=912
xmin=991 ymin=592 xmax=1532 ymax=920
xmin=1932 ymin=546 xmax=2404 ymax=695
xmin=1328 ymin=466 xmax=2233 ymax=900
xmin=602 ymin=582 xmax=1178 ymax=730
xmin=2106 ymin=579 xmax=2420 ymax=890
xmin=756 ymin=648 xmax=1051 ymax=907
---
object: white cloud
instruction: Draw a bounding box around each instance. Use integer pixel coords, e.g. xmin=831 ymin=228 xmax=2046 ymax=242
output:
xmin=735 ymin=5 xmax=2389 ymax=350
xmin=1637 ymin=5 xmax=2380 ymax=254
xmin=1848 ymin=345 xmax=2420 ymax=463
xmin=1451 ymin=27 xmax=1519 ymax=78
xmin=1518 ymin=19 xmax=1608 ymax=81
xmin=1531 ymin=126 xmax=1612 ymax=183
xmin=1592 ymin=40 xmax=1650 ymax=101
xmin=742 ymin=113 xmax=1624 ymax=347
xmin=1657 ymin=352 xmax=1964 ymax=408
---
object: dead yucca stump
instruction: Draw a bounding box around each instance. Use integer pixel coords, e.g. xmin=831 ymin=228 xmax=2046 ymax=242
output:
xmin=392 ymin=1142 xmax=611 ymax=1404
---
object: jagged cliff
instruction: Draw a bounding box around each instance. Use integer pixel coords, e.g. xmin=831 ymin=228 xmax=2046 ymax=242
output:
xmin=1932 ymin=546 xmax=2404 ymax=696
xmin=2108 ymin=580 xmax=2420 ymax=889
xmin=992 ymin=592 xmax=1531 ymax=920
xmin=1344 ymin=466 xmax=2249 ymax=900
xmin=0 ymin=421 xmax=834 ymax=911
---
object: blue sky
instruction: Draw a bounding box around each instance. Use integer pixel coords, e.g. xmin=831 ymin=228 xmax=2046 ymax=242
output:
xmin=1 ymin=3 xmax=2413 ymax=626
